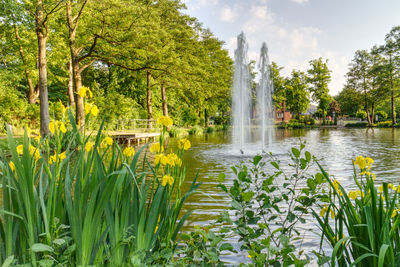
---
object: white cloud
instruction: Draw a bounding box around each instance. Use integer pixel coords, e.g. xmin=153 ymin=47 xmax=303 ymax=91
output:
xmin=250 ymin=5 xmax=268 ymax=19
xmin=220 ymin=6 xmax=237 ymax=22
xmin=290 ymin=0 xmax=309 ymax=4
xmin=184 ymin=0 xmax=219 ymax=11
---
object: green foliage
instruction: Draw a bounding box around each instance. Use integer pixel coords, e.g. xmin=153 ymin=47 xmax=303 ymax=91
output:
xmin=345 ymin=122 xmax=369 ymax=127
xmin=356 ymin=110 xmax=368 ymax=120
xmin=0 ymin=111 xmax=199 ymax=266
xmin=169 ymin=127 xmax=189 ymax=138
xmin=376 ymin=110 xmax=388 ymax=121
xmin=376 ymin=121 xmax=393 ymax=127
xmin=285 ymin=70 xmax=310 ymax=117
xmin=188 ymin=126 xmax=204 ymax=135
xmin=0 ymin=79 xmax=39 ymax=131
xmin=217 ymin=144 xmax=324 ymax=266
xmin=313 ymin=156 xmax=400 ymax=266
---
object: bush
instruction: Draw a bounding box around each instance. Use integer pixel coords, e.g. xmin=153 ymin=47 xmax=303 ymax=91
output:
xmin=345 ymin=122 xmax=369 ymax=127
xmin=169 ymin=127 xmax=188 ymax=137
xmin=188 ymin=125 xmax=204 ymax=135
xmin=356 ymin=110 xmax=367 ymax=120
xmin=376 ymin=110 xmax=388 ymax=122
xmin=217 ymin=144 xmax=324 ymax=265
xmin=376 ymin=120 xmax=393 ymax=128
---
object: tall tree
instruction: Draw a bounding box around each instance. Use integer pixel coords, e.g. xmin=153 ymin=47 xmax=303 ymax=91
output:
xmin=35 ymin=0 xmax=64 ymax=135
xmin=383 ymin=26 xmax=400 ymax=125
xmin=307 ymin=57 xmax=331 ymax=124
xmin=271 ymin=62 xmax=286 ymax=118
xmin=286 ymin=70 xmax=309 ymax=118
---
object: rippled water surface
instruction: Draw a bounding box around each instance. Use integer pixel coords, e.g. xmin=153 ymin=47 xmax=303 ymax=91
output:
xmin=170 ymin=128 xmax=400 ymax=263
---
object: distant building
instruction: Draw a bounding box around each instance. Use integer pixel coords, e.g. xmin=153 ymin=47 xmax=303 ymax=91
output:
xmin=275 ymin=109 xmax=292 ymax=122
xmin=274 ymin=102 xmax=292 ymax=122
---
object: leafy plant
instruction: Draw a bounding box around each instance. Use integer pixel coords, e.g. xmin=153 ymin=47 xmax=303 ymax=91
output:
xmin=0 ymin=111 xmax=199 ymax=266
xmin=313 ymin=156 xmax=400 ymax=266
xmin=218 ymin=144 xmax=325 ymax=266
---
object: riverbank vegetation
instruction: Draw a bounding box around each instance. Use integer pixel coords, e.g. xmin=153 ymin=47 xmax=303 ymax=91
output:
xmin=3 ymin=119 xmax=399 ymax=266
xmin=335 ymin=26 xmax=400 ymax=127
xmin=0 ymin=0 xmax=233 ymax=135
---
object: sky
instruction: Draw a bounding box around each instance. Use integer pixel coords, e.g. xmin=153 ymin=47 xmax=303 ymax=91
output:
xmin=182 ymin=0 xmax=400 ymax=95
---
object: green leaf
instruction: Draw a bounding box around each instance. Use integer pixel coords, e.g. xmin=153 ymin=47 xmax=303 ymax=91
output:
xmin=305 ymin=151 xmax=311 ymax=162
xmin=292 ymin=147 xmax=300 ymax=158
xmin=300 ymin=158 xmax=307 ymax=169
xmin=231 ymin=200 xmax=242 ymax=210
xmin=1 ymin=256 xmax=14 ymax=267
xmin=238 ymin=171 xmax=247 ymax=181
xmin=378 ymin=244 xmax=390 ymax=267
xmin=219 ymin=243 xmax=234 ymax=251
xmin=218 ymin=173 xmax=226 ymax=182
xmin=53 ymin=239 xmax=66 ymax=246
xmin=31 ymin=243 xmax=54 ymax=253
xmin=253 ymin=155 xmax=262 ymax=166
xmin=271 ymin=161 xmax=280 ymax=169
xmin=243 ymin=191 xmax=254 ymax=202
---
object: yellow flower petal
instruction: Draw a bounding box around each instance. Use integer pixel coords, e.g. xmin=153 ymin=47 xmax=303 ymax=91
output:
xmin=9 ymin=161 xmax=15 ymax=172
xmin=16 ymin=145 xmax=23 ymax=156
xmin=85 ymin=142 xmax=94 ymax=152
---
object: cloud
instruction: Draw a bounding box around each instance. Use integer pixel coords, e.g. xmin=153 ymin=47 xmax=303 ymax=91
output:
xmin=220 ymin=6 xmax=237 ymax=22
xmin=183 ymin=0 xmax=219 ymax=11
xmin=290 ymin=0 xmax=309 ymax=4
xmin=250 ymin=5 xmax=268 ymax=19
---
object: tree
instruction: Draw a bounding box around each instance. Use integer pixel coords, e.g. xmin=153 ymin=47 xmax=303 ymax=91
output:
xmin=285 ymin=70 xmax=309 ymax=118
xmin=334 ymin=86 xmax=363 ymax=116
xmin=382 ymin=26 xmax=400 ymax=125
xmin=271 ymin=62 xmax=286 ymax=112
xmin=35 ymin=0 xmax=64 ymax=135
xmin=307 ymin=57 xmax=331 ymax=124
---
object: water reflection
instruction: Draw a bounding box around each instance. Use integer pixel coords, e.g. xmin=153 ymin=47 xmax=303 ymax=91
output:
xmin=172 ymin=128 xmax=400 ymax=263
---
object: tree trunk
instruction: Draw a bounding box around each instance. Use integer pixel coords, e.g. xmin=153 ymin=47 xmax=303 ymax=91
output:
xmin=146 ymin=71 xmax=153 ymax=128
xmin=68 ymin=59 xmax=75 ymax=107
xmin=391 ymin=90 xmax=395 ymax=126
xmin=161 ymin=85 xmax=168 ymax=116
xmin=36 ymin=1 xmax=50 ymax=136
xmin=370 ymin=103 xmax=375 ymax=125
xmin=73 ymin=62 xmax=85 ymax=126
xmin=322 ymin=109 xmax=326 ymax=125
xmin=204 ymin=108 xmax=208 ymax=127
xmin=15 ymin=24 xmax=39 ymax=104
xmin=282 ymin=101 xmax=286 ymax=122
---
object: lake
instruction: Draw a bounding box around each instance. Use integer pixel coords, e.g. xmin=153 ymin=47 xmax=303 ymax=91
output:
xmin=169 ymin=127 xmax=400 ymax=263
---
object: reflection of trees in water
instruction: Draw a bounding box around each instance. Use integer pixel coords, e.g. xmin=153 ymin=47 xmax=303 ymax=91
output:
xmin=365 ymin=127 xmax=375 ymax=139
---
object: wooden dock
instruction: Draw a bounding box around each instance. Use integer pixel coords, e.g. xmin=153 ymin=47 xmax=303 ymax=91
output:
xmin=110 ymin=131 xmax=161 ymax=146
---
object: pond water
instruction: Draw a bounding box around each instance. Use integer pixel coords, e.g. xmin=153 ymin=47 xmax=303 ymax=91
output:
xmin=169 ymin=128 xmax=400 ymax=264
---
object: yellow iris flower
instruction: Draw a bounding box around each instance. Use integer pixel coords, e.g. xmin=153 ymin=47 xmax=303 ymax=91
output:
xmin=157 ymin=116 xmax=173 ymax=127
xmin=162 ymin=175 xmax=174 ymax=187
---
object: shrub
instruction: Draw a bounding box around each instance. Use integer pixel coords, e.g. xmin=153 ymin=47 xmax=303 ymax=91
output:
xmin=376 ymin=121 xmax=393 ymax=128
xmin=356 ymin=110 xmax=367 ymax=120
xmin=218 ymin=144 xmax=325 ymax=266
xmin=169 ymin=127 xmax=188 ymax=137
xmin=376 ymin=110 xmax=388 ymax=122
xmin=188 ymin=125 xmax=204 ymax=135
xmin=345 ymin=122 xmax=369 ymax=127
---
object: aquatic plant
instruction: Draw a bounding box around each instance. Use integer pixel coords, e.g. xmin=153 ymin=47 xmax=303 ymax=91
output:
xmin=0 ymin=111 xmax=199 ymax=266
xmin=313 ymin=155 xmax=400 ymax=266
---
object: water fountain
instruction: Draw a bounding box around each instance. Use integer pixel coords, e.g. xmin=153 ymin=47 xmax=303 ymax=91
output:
xmin=257 ymin=42 xmax=274 ymax=150
xmin=232 ymin=32 xmax=252 ymax=153
xmin=232 ymin=33 xmax=274 ymax=153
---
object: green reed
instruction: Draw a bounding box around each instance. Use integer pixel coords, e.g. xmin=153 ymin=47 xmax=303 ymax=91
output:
xmin=0 ymin=111 xmax=199 ymax=266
